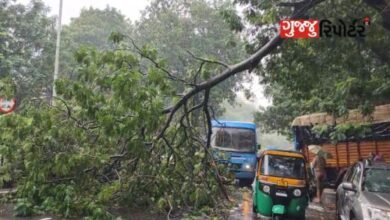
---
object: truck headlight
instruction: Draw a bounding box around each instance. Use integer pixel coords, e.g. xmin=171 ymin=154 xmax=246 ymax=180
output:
xmin=262 ymin=185 xmax=271 ymax=194
xmin=293 ymin=189 xmax=301 ymax=197
xmin=367 ymin=207 xmax=390 ymax=220
xmin=243 ymin=163 xmax=253 ymax=171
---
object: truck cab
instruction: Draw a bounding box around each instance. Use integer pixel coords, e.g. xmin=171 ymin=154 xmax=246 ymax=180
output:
xmin=211 ymin=120 xmax=258 ymax=185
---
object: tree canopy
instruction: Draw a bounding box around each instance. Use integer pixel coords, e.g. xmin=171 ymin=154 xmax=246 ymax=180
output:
xmin=241 ymin=0 xmax=390 ymax=134
xmin=134 ymin=0 xmax=247 ymax=113
xmin=59 ymin=6 xmax=132 ymax=79
xmin=0 ymin=0 xmax=55 ymax=101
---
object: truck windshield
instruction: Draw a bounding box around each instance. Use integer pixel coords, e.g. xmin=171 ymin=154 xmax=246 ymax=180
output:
xmin=363 ymin=168 xmax=390 ymax=193
xmin=260 ymin=155 xmax=305 ymax=179
xmin=211 ymin=127 xmax=256 ymax=152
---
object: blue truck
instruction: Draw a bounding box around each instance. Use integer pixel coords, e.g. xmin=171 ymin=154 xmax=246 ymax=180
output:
xmin=211 ymin=120 xmax=259 ymax=186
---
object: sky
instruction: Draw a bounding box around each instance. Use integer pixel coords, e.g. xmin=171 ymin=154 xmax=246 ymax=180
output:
xmin=17 ymin=0 xmax=270 ymax=109
xmin=18 ymin=0 xmax=151 ymax=23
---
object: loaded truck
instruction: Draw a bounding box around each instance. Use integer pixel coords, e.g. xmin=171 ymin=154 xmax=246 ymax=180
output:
xmin=292 ymin=104 xmax=390 ymax=184
xmin=211 ymin=120 xmax=259 ymax=186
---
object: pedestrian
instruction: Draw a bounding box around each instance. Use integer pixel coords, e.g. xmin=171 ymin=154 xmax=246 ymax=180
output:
xmin=374 ymin=153 xmax=384 ymax=162
xmin=311 ymin=152 xmax=326 ymax=203
xmin=368 ymin=152 xmax=375 ymax=162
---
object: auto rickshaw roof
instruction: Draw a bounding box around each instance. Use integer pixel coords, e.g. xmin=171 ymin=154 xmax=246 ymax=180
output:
xmin=261 ymin=149 xmax=304 ymax=158
xmin=211 ymin=120 xmax=256 ymax=130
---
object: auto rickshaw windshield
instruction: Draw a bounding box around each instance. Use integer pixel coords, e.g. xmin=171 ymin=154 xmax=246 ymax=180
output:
xmin=261 ymin=154 xmax=305 ymax=179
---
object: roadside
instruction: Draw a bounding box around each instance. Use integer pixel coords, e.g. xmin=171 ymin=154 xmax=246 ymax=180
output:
xmin=0 ymin=203 xmax=166 ymax=220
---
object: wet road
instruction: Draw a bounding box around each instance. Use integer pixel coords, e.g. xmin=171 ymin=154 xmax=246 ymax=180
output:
xmin=228 ymin=189 xmax=336 ymax=220
xmin=228 ymin=191 xmax=253 ymax=220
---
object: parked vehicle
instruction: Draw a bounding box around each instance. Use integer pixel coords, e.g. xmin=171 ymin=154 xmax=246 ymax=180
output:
xmin=253 ymin=149 xmax=309 ymax=219
xmin=292 ymin=104 xmax=390 ymax=187
xmin=336 ymin=160 xmax=390 ymax=220
xmin=211 ymin=120 xmax=258 ymax=186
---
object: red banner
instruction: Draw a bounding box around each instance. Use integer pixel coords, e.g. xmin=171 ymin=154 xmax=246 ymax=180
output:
xmin=279 ymin=19 xmax=320 ymax=38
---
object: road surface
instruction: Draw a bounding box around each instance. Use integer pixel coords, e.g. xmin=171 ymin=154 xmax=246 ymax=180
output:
xmin=228 ymin=188 xmax=336 ymax=220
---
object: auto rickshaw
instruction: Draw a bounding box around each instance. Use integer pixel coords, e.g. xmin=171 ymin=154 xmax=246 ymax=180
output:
xmin=252 ymin=149 xmax=309 ymax=219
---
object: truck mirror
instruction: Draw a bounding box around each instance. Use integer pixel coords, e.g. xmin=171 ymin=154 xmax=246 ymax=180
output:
xmin=257 ymin=144 xmax=261 ymax=149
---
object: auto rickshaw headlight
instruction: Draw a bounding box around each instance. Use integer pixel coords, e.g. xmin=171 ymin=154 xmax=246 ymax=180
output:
xmin=293 ymin=189 xmax=301 ymax=197
xmin=262 ymin=185 xmax=271 ymax=194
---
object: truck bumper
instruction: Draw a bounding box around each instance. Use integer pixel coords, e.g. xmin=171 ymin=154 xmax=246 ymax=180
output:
xmin=234 ymin=170 xmax=255 ymax=180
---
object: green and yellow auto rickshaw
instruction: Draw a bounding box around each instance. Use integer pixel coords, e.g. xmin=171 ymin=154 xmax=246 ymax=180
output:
xmin=253 ymin=149 xmax=309 ymax=219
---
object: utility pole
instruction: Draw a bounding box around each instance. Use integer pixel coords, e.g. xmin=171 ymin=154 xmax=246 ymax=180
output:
xmin=52 ymin=0 xmax=63 ymax=105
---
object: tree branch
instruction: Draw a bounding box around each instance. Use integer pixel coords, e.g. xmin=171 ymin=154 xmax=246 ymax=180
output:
xmin=186 ymin=50 xmax=230 ymax=69
xmin=157 ymin=0 xmax=325 ymax=138
xmin=203 ymin=89 xmax=212 ymax=149
xmin=127 ymin=38 xmax=194 ymax=86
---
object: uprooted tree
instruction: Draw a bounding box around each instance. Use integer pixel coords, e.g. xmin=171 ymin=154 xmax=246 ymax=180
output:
xmin=0 ymin=0 xmax=364 ymax=218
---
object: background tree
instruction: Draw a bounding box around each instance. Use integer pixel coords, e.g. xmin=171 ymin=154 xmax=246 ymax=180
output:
xmin=0 ymin=0 xmax=55 ymax=102
xmin=229 ymin=0 xmax=390 ymax=134
xmin=59 ymin=7 xmax=132 ymax=79
xmin=134 ymin=0 xmax=247 ymax=115
xmin=57 ymin=0 xmax=247 ymax=117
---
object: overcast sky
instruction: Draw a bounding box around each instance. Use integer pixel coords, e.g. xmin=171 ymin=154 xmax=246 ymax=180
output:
xmin=18 ymin=0 xmax=150 ymax=23
xmin=17 ymin=0 xmax=270 ymax=109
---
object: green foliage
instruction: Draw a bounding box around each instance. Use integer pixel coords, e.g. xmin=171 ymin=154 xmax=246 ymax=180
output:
xmin=58 ymin=0 xmax=246 ymax=118
xmin=0 ymin=76 xmax=17 ymax=98
xmin=109 ymin=32 xmax=126 ymax=44
xmin=134 ymin=0 xmax=246 ymax=114
xmin=60 ymin=6 xmax=132 ymax=79
xmin=312 ymin=123 xmax=372 ymax=143
xmin=0 ymin=0 xmax=56 ymax=101
xmin=241 ymin=0 xmax=390 ymax=134
xmin=220 ymin=8 xmax=244 ymax=32
xmin=14 ymin=198 xmax=34 ymax=217
xmin=0 ymin=45 xmax=228 ymax=218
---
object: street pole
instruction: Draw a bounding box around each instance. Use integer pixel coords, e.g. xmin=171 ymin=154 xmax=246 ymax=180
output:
xmin=52 ymin=0 xmax=63 ymax=105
